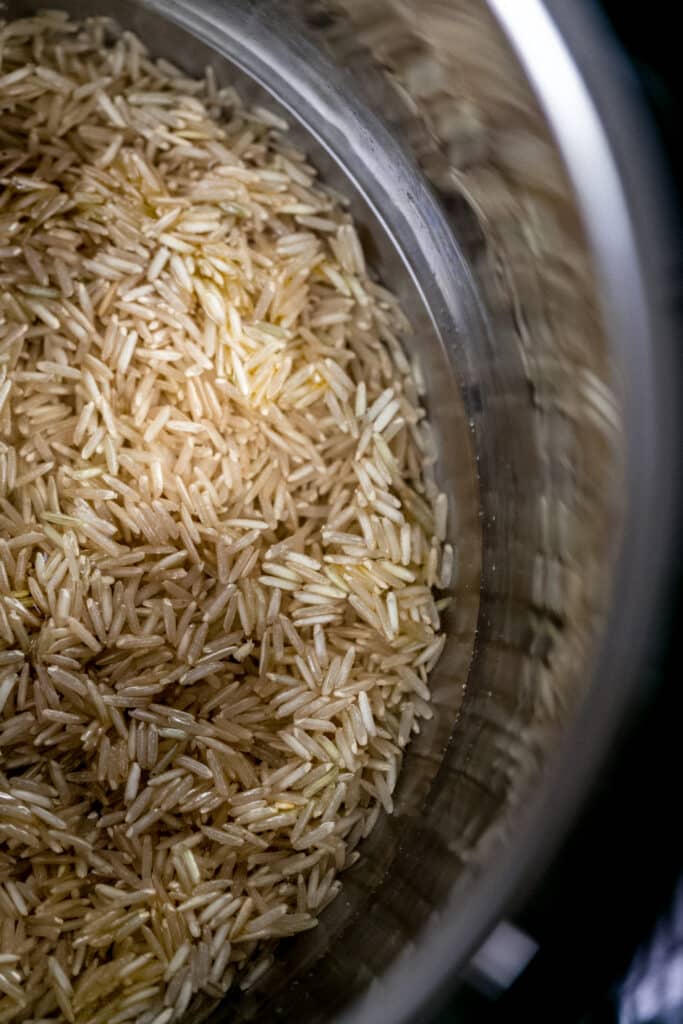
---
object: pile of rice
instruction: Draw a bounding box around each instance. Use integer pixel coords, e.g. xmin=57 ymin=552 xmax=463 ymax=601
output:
xmin=0 ymin=12 xmax=451 ymax=1023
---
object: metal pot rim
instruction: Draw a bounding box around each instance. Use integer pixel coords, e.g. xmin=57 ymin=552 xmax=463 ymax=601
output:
xmin=341 ymin=1 xmax=681 ymax=1019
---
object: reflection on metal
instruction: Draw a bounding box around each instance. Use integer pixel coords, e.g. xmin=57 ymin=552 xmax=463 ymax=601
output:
xmin=620 ymin=879 xmax=683 ymax=1024
xmin=466 ymin=920 xmax=539 ymax=997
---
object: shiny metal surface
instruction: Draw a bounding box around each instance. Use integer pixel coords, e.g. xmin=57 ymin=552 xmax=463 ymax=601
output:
xmin=4 ymin=0 xmax=678 ymax=1020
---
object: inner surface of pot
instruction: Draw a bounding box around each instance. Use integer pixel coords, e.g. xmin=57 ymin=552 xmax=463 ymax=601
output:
xmin=3 ymin=0 xmax=642 ymax=1021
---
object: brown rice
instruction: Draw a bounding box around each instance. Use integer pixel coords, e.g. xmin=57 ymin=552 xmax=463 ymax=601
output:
xmin=0 ymin=11 xmax=449 ymax=1023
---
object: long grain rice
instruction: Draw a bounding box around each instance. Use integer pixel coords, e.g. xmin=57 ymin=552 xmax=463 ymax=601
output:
xmin=0 ymin=12 xmax=449 ymax=1022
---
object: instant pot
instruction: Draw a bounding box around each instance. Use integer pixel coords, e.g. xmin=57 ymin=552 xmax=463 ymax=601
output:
xmin=4 ymin=0 xmax=680 ymax=1021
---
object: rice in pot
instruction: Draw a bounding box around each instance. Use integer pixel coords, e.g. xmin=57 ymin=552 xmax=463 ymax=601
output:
xmin=0 ymin=12 xmax=450 ymax=1022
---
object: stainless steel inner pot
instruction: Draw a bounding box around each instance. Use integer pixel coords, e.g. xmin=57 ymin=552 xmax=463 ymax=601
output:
xmin=4 ymin=0 xmax=679 ymax=1020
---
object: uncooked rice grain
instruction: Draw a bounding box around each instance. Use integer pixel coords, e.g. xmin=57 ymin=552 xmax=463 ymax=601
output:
xmin=0 ymin=12 xmax=449 ymax=1024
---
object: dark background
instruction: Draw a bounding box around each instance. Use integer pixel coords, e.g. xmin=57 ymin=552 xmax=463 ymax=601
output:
xmin=435 ymin=4 xmax=682 ymax=1022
